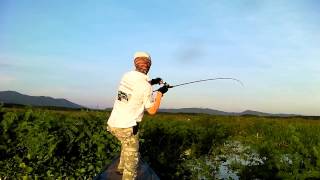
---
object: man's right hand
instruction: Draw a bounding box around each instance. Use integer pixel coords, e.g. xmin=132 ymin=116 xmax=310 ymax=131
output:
xmin=157 ymin=85 xmax=169 ymax=95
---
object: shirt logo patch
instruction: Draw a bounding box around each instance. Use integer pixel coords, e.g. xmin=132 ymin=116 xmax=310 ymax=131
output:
xmin=117 ymin=91 xmax=131 ymax=103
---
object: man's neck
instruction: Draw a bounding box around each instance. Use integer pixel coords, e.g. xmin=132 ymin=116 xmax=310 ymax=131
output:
xmin=135 ymin=69 xmax=148 ymax=75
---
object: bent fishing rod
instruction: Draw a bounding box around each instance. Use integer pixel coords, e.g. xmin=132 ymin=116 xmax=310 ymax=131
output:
xmin=154 ymin=77 xmax=244 ymax=91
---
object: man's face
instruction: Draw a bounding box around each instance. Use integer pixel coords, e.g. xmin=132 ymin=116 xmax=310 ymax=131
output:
xmin=145 ymin=65 xmax=151 ymax=74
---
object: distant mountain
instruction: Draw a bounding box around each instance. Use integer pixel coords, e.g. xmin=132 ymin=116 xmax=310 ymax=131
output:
xmin=0 ymin=91 xmax=84 ymax=109
xmin=239 ymin=110 xmax=300 ymax=117
xmin=239 ymin=110 xmax=273 ymax=116
xmin=159 ymin=108 xmax=299 ymax=117
xmin=1 ymin=90 xmax=300 ymax=116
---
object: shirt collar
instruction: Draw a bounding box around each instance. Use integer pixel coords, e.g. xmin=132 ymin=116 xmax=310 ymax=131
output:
xmin=133 ymin=70 xmax=150 ymax=81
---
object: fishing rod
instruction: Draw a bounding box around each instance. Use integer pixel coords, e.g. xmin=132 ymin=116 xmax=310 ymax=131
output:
xmin=169 ymin=78 xmax=244 ymax=88
xmin=154 ymin=77 xmax=244 ymax=91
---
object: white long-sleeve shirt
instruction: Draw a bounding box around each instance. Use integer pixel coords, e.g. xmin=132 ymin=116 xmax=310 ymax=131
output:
xmin=107 ymin=71 xmax=154 ymax=128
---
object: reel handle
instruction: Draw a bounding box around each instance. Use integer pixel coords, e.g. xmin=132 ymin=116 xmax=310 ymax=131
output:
xmin=162 ymin=82 xmax=173 ymax=88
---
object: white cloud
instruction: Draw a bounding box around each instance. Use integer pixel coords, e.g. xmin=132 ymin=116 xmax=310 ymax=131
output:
xmin=0 ymin=75 xmax=16 ymax=84
xmin=0 ymin=74 xmax=17 ymax=90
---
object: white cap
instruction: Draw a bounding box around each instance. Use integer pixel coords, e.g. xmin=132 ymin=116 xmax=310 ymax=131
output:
xmin=134 ymin=51 xmax=151 ymax=60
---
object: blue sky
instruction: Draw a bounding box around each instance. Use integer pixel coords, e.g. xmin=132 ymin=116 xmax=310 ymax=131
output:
xmin=0 ymin=0 xmax=319 ymax=115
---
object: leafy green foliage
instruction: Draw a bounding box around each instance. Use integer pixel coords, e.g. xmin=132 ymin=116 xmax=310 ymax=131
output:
xmin=0 ymin=108 xmax=320 ymax=179
xmin=139 ymin=115 xmax=320 ymax=179
xmin=0 ymin=108 xmax=119 ymax=178
xmin=139 ymin=115 xmax=231 ymax=179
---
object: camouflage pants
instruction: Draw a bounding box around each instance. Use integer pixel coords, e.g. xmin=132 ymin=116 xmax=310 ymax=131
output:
xmin=108 ymin=126 xmax=139 ymax=180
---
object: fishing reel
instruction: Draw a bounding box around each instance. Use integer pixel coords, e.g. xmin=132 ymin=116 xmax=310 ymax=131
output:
xmin=153 ymin=80 xmax=173 ymax=92
xmin=160 ymin=81 xmax=173 ymax=88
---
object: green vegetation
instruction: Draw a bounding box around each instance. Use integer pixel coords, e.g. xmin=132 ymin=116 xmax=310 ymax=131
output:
xmin=1 ymin=106 xmax=320 ymax=179
xmin=0 ymin=107 xmax=117 ymax=179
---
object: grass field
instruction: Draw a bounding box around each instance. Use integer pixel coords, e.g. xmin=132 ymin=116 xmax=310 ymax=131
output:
xmin=1 ymin=106 xmax=320 ymax=179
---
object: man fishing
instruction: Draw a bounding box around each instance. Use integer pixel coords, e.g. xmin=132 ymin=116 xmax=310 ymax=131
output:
xmin=107 ymin=52 xmax=168 ymax=180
